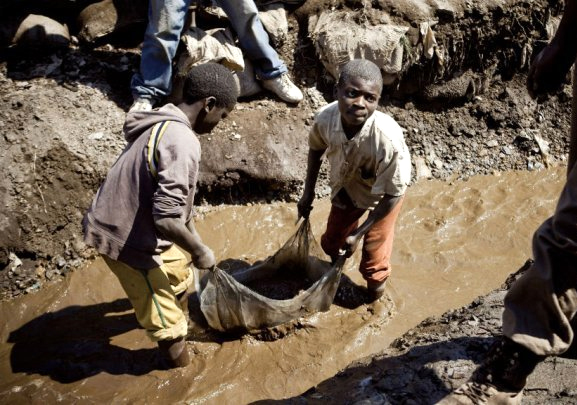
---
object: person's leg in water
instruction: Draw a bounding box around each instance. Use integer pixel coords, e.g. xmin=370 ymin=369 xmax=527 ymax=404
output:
xmin=321 ymin=190 xmax=403 ymax=301
xmin=104 ymin=245 xmax=194 ymax=369
xmin=320 ymin=190 xmax=365 ymax=264
xmin=359 ymin=196 xmax=404 ymax=302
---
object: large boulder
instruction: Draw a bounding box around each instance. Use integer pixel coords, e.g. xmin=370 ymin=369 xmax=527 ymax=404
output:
xmin=13 ymin=14 xmax=70 ymax=49
xmin=76 ymin=0 xmax=147 ymax=43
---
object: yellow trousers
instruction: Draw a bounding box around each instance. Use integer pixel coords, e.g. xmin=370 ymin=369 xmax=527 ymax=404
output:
xmin=103 ymin=245 xmax=193 ymax=341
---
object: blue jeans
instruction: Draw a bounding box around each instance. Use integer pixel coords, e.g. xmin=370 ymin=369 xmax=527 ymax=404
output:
xmin=217 ymin=0 xmax=287 ymax=80
xmin=131 ymin=0 xmax=287 ymax=101
xmin=131 ymin=0 xmax=191 ymax=101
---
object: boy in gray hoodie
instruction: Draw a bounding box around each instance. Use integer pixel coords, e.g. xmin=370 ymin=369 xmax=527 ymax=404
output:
xmin=83 ymin=62 xmax=239 ymax=369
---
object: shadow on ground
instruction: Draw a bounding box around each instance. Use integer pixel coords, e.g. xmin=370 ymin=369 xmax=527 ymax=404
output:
xmin=254 ymin=336 xmax=492 ymax=404
xmin=8 ymin=298 xmax=159 ymax=383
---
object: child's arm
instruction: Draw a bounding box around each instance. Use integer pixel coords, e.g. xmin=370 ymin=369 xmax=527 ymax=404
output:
xmin=153 ymin=216 xmax=216 ymax=270
xmin=297 ymin=148 xmax=325 ymax=220
xmin=344 ymin=194 xmax=403 ymax=255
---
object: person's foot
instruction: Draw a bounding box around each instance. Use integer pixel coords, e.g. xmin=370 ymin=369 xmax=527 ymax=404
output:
xmin=438 ymin=336 xmax=544 ymax=404
xmin=129 ymin=98 xmax=154 ymax=113
xmin=261 ymin=74 xmax=303 ymax=104
xmin=367 ymin=280 xmax=387 ymax=302
xmin=157 ymin=336 xmax=190 ymax=369
xmin=440 ymin=381 xmax=523 ymax=405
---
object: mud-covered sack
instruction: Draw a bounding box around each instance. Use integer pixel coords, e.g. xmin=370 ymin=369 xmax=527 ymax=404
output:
xmin=309 ymin=10 xmax=409 ymax=84
xmin=175 ymin=26 xmax=264 ymax=98
xmin=177 ymin=26 xmax=244 ymax=74
xmin=8 ymin=14 xmax=70 ymax=49
xmin=195 ymin=219 xmax=345 ymax=332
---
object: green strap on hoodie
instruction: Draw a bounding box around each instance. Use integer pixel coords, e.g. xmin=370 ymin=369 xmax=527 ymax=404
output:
xmin=146 ymin=121 xmax=170 ymax=180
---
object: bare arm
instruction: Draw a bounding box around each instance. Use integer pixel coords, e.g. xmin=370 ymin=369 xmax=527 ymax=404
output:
xmin=344 ymin=194 xmax=403 ymax=256
xmin=527 ymin=0 xmax=577 ymax=98
xmin=154 ymin=216 xmax=215 ymax=270
xmin=297 ymin=148 xmax=325 ymax=220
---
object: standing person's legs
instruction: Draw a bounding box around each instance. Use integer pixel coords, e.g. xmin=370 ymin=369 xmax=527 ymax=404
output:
xmin=320 ymin=193 xmax=405 ymax=301
xmin=320 ymin=202 xmax=366 ymax=262
xmin=440 ymin=61 xmax=577 ymax=405
xmin=130 ymin=0 xmax=192 ymax=108
xmin=216 ymin=0 xmax=302 ymax=103
xmin=103 ymin=244 xmax=194 ymax=368
xmin=503 ymin=158 xmax=577 ymax=356
xmin=216 ymin=0 xmax=286 ymax=79
xmin=360 ymin=197 xmax=404 ymax=298
xmin=439 ymin=139 xmax=577 ymax=404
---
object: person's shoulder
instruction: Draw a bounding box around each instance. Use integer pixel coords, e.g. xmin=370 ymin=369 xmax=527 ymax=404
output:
xmin=371 ymin=111 xmax=409 ymax=156
xmin=161 ymin=104 xmax=192 ymax=125
xmin=311 ymin=102 xmax=339 ymax=138
xmin=372 ymin=110 xmax=401 ymax=127
xmin=372 ymin=111 xmax=404 ymax=137
xmin=159 ymin=116 xmax=199 ymax=154
xmin=315 ymin=100 xmax=339 ymax=120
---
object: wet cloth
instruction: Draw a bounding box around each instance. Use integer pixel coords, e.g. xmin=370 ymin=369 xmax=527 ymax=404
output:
xmin=83 ymin=104 xmax=200 ymax=270
xmin=309 ymin=101 xmax=411 ymax=209
xmin=321 ymin=190 xmax=404 ymax=283
xmin=503 ymin=154 xmax=577 ymax=356
xmin=103 ymin=245 xmax=193 ymax=341
xmin=196 ymin=218 xmax=345 ymax=332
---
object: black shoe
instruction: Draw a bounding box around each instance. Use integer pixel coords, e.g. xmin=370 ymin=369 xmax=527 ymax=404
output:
xmin=366 ymin=280 xmax=386 ymax=303
xmin=438 ymin=336 xmax=544 ymax=404
xmin=157 ymin=336 xmax=190 ymax=369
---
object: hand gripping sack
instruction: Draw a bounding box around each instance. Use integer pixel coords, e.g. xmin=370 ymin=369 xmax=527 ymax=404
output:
xmin=194 ymin=219 xmax=345 ymax=332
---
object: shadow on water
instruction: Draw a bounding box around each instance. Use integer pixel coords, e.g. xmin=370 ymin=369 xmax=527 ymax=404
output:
xmin=333 ymin=273 xmax=374 ymax=310
xmin=7 ymin=298 xmax=160 ymax=383
xmin=254 ymin=336 xmax=494 ymax=405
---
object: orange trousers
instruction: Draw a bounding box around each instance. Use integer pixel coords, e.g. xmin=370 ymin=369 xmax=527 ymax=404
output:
xmin=321 ymin=196 xmax=404 ymax=285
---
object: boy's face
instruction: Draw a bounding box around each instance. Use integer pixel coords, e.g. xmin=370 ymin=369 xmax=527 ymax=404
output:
xmin=194 ymin=105 xmax=233 ymax=134
xmin=335 ymin=77 xmax=381 ymax=134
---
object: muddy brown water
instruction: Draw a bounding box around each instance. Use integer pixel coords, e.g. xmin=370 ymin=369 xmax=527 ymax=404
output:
xmin=0 ymin=167 xmax=565 ymax=404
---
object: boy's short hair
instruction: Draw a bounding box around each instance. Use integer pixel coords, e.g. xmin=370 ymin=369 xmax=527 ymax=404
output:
xmin=183 ymin=63 xmax=239 ymax=109
xmin=337 ymin=59 xmax=383 ymax=92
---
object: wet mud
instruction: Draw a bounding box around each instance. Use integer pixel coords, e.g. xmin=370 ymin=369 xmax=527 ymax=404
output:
xmin=0 ymin=166 xmax=565 ymax=403
xmin=243 ymin=272 xmax=313 ymax=301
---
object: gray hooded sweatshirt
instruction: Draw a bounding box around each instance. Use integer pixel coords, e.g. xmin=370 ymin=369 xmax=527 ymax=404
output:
xmin=83 ymin=104 xmax=200 ymax=270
